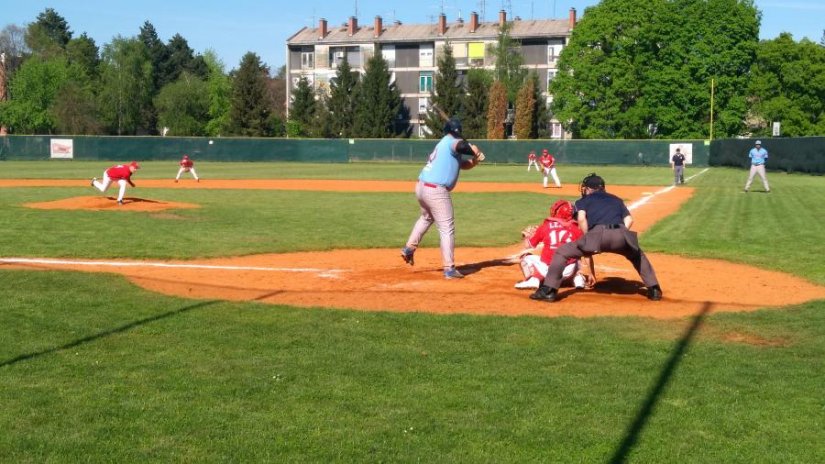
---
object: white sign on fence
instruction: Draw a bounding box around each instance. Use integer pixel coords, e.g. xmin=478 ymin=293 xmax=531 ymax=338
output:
xmin=50 ymin=139 xmax=74 ymax=159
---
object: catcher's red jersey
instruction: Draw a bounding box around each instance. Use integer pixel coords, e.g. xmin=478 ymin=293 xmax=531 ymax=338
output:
xmin=527 ymin=218 xmax=582 ymax=265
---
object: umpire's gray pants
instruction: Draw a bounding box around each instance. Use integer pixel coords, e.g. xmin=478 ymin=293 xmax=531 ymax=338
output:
xmin=542 ymin=225 xmax=659 ymax=290
xmin=405 ymin=181 xmax=455 ymax=270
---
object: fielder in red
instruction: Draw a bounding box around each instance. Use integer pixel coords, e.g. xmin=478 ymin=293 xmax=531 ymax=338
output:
xmin=515 ymin=199 xmax=586 ymax=289
xmin=175 ymin=154 xmax=200 ymax=182
xmin=527 ymin=149 xmax=539 ymax=172
xmin=539 ymin=149 xmax=562 ymax=188
xmin=91 ymin=161 xmax=140 ymax=205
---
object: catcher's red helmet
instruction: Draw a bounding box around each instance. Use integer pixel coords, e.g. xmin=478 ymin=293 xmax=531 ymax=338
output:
xmin=550 ymin=199 xmax=574 ymax=221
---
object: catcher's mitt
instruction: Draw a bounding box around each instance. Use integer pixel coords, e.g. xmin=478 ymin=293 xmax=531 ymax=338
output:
xmin=521 ymin=224 xmax=538 ymax=239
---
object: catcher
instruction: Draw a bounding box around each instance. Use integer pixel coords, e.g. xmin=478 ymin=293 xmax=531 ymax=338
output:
xmin=515 ymin=199 xmax=591 ymax=290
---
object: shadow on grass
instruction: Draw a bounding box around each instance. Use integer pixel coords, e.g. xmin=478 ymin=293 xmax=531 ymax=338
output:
xmin=0 ymin=299 xmax=220 ymax=368
xmin=609 ymin=301 xmax=713 ymax=464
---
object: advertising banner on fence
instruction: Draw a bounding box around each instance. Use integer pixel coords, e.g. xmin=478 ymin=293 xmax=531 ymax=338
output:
xmin=50 ymin=139 xmax=74 ymax=159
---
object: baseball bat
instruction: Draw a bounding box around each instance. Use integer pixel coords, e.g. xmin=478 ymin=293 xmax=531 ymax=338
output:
xmin=431 ymin=104 xmax=485 ymax=161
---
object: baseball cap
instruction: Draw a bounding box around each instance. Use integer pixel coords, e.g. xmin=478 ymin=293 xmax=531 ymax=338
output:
xmin=755 ymin=140 xmax=761 ymax=145
xmin=129 ymin=161 xmax=140 ymax=169
xmin=542 ymin=149 xmax=549 ymax=154
xmin=583 ymin=174 xmax=605 ymax=189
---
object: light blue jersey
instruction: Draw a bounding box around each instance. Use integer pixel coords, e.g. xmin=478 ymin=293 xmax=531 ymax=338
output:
xmin=749 ymin=147 xmax=768 ymax=166
xmin=418 ymin=135 xmax=462 ymax=190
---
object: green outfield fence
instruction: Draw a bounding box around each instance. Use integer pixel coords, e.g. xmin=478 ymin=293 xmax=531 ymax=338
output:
xmin=4 ymin=135 xmax=823 ymax=172
xmin=0 ymin=135 xmax=715 ymax=166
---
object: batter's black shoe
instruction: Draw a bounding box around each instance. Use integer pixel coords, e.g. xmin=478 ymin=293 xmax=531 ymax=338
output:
xmin=529 ymin=285 xmax=558 ymax=302
xmin=647 ymin=285 xmax=663 ymax=301
xmin=400 ymin=247 xmax=415 ymax=266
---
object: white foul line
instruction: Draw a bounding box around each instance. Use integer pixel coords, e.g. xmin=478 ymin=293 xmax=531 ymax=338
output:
xmin=0 ymin=257 xmax=346 ymax=277
xmin=627 ymin=168 xmax=709 ymax=211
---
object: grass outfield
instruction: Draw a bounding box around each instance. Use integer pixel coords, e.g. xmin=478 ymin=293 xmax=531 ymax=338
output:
xmin=1 ymin=162 xmax=823 ymax=462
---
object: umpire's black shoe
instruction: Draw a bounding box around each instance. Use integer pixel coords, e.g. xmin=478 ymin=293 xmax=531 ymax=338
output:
xmin=530 ymin=285 xmax=558 ymax=302
xmin=647 ymin=285 xmax=663 ymax=301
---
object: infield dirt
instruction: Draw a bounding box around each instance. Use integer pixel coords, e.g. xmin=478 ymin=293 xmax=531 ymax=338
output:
xmin=8 ymin=179 xmax=825 ymax=319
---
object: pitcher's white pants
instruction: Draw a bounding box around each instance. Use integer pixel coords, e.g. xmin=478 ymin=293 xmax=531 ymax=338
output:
xmin=92 ymin=173 xmax=128 ymax=202
xmin=176 ymin=167 xmax=199 ymax=181
xmin=543 ymin=167 xmax=561 ymax=187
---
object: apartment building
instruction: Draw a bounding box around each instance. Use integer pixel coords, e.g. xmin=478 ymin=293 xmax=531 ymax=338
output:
xmin=285 ymin=9 xmax=576 ymax=138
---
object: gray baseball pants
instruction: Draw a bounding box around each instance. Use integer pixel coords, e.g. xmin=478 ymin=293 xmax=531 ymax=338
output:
xmin=405 ymin=181 xmax=455 ymax=270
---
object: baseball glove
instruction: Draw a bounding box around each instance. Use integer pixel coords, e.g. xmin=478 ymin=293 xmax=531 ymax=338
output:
xmin=521 ymin=224 xmax=538 ymax=239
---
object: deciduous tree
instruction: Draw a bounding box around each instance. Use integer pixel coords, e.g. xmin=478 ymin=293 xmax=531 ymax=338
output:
xmin=97 ymin=36 xmax=154 ymax=135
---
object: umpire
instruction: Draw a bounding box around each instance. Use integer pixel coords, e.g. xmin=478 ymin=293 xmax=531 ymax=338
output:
xmin=530 ymin=173 xmax=663 ymax=302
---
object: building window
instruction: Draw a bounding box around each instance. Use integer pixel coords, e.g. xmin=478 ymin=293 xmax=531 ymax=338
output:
xmin=419 ymin=72 xmax=433 ymax=92
xmin=468 ymin=42 xmax=485 ymax=66
xmin=547 ymin=70 xmax=558 ymax=91
xmin=301 ymin=52 xmax=314 ymax=70
xmin=551 ymin=122 xmax=563 ymax=139
xmin=547 ymin=44 xmax=563 ymax=65
xmin=418 ymin=97 xmax=429 ymax=115
xmin=382 ymin=45 xmax=396 ymax=68
xmin=452 ymin=43 xmax=468 ymax=66
xmin=330 ymin=49 xmax=344 ymax=68
xmin=419 ymin=44 xmax=434 ymax=67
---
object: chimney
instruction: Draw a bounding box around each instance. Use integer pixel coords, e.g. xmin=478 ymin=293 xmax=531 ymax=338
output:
xmin=470 ymin=11 xmax=479 ymax=33
xmin=499 ymin=9 xmax=507 ymax=27
xmin=438 ymin=13 xmax=447 ymax=35
xmin=569 ymin=8 xmax=577 ymax=29
xmin=374 ymin=15 xmax=383 ymax=38
xmin=318 ymin=18 xmax=327 ymax=39
xmin=348 ymin=16 xmax=358 ymax=36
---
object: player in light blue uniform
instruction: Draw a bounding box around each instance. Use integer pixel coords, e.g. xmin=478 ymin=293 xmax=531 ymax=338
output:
xmin=744 ymin=140 xmax=770 ymax=193
xmin=401 ymin=118 xmax=483 ymax=279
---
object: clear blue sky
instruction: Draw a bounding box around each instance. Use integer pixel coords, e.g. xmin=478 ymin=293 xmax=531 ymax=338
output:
xmin=4 ymin=1 xmax=823 ymax=73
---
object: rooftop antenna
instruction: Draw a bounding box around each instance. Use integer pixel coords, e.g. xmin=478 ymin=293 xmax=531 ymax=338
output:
xmin=354 ymin=0 xmax=358 ymax=19
xmin=478 ymin=0 xmax=486 ymax=21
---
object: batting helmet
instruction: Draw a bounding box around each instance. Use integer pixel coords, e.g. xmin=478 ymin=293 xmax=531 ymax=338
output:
xmin=580 ymin=172 xmax=605 ymax=197
xmin=550 ymin=199 xmax=574 ymax=221
xmin=444 ymin=118 xmax=462 ymax=137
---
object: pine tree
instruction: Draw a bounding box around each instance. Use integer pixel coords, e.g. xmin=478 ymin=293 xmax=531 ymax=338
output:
xmin=422 ymin=43 xmax=463 ymax=138
xmin=328 ymin=55 xmax=358 ymax=137
xmin=228 ymin=52 xmax=272 ymax=136
xmin=289 ymin=76 xmax=316 ymax=137
xmin=463 ymin=69 xmax=491 ymax=139
xmin=352 ymin=54 xmax=402 ymax=138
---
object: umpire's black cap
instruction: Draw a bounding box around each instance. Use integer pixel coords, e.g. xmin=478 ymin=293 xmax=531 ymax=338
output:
xmin=582 ymin=173 xmax=605 ymax=189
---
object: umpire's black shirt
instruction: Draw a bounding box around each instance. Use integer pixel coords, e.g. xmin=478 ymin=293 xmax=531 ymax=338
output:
xmin=574 ymin=191 xmax=629 ymax=227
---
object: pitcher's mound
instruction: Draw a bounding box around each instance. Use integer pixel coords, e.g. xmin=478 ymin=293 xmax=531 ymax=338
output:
xmin=25 ymin=196 xmax=199 ymax=212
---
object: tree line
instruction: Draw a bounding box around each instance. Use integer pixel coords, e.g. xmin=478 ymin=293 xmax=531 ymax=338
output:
xmin=1 ymin=3 xmax=823 ymax=139
xmin=0 ymin=8 xmax=285 ymax=137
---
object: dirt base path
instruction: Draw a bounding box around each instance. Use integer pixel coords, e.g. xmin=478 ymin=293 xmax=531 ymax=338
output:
xmin=7 ymin=179 xmax=825 ymax=319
